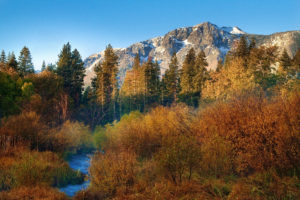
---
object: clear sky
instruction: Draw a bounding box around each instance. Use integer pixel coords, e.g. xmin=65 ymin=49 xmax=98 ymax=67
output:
xmin=0 ymin=0 xmax=299 ymax=70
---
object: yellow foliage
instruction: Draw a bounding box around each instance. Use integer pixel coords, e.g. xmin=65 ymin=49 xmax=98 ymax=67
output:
xmin=202 ymin=57 xmax=257 ymax=100
xmin=53 ymin=120 xmax=94 ymax=153
xmin=120 ymin=67 xmax=145 ymax=97
xmin=103 ymin=105 xmax=193 ymax=158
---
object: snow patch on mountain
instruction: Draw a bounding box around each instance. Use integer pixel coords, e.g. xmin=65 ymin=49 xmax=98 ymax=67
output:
xmin=221 ymin=26 xmax=245 ymax=35
xmin=183 ymin=39 xmax=192 ymax=45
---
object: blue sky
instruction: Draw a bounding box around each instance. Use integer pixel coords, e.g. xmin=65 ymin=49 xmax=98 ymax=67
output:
xmin=0 ymin=0 xmax=299 ymax=70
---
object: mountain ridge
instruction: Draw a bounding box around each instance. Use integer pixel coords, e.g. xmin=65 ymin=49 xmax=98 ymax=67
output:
xmin=84 ymin=22 xmax=300 ymax=86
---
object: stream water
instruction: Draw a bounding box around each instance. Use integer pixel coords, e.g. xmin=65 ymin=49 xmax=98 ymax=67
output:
xmin=59 ymin=154 xmax=92 ymax=197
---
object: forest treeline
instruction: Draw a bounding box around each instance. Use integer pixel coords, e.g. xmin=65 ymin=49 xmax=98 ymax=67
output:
xmin=0 ymin=36 xmax=299 ymax=199
xmin=0 ymin=36 xmax=300 ymax=128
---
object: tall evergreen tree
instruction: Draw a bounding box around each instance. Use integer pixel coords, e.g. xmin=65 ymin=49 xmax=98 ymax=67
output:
xmin=57 ymin=43 xmax=85 ymax=107
xmin=57 ymin=43 xmax=73 ymax=99
xmin=248 ymin=46 xmax=278 ymax=90
xmin=193 ymin=50 xmax=208 ymax=94
xmin=279 ymin=49 xmax=292 ymax=74
xmin=180 ymin=48 xmax=196 ymax=105
xmin=235 ymin=35 xmax=249 ymax=58
xmin=133 ymin=53 xmax=140 ymax=70
xmin=7 ymin=52 xmax=18 ymax=71
xmin=18 ymin=46 xmax=34 ymax=76
xmin=95 ymin=44 xmax=119 ymax=122
xmin=0 ymin=50 xmax=6 ymax=64
xmin=143 ymin=57 xmax=160 ymax=107
xmin=46 ymin=63 xmax=56 ymax=72
xmin=163 ymin=53 xmax=180 ymax=104
xmin=249 ymin=37 xmax=256 ymax=51
xmin=41 ymin=60 xmax=46 ymax=71
xmin=71 ymin=48 xmax=85 ymax=106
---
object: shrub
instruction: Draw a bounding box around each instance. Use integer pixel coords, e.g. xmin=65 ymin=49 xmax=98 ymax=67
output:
xmin=0 ymin=111 xmax=45 ymax=150
xmin=155 ymin=133 xmax=201 ymax=184
xmin=0 ymin=186 xmax=68 ymax=200
xmin=199 ymin=133 xmax=234 ymax=178
xmin=228 ymin=171 xmax=300 ymax=200
xmin=89 ymin=150 xmax=138 ymax=197
xmin=53 ymin=120 xmax=94 ymax=155
xmin=193 ymin=92 xmax=300 ymax=175
xmin=102 ymin=106 xmax=193 ymax=159
xmin=0 ymin=150 xmax=84 ymax=190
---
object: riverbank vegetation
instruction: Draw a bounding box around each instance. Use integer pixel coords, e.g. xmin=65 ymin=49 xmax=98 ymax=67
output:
xmin=0 ymin=36 xmax=299 ymax=199
xmin=76 ymin=91 xmax=300 ymax=199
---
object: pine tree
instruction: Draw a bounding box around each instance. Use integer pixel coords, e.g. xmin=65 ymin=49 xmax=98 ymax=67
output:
xmin=46 ymin=63 xmax=56 ymax=72
xmin=279 ymin=49 xmax=292 ymax=75
xmin=193 ymin=50 xmax=208 ymax=92
xmin=249 ymin=37 xmax=256 ymax=51
xmin=95 ymin=44 xmax=119 ymax=121
xmin=180 ymin=48 xmax=196 ymax=105
xmin=143 ymin=57 xmax=160 ymax=107
xmin=192 ymin=50 xmax=208 ymax=106
xmin=248 ymin=46 xmax=278 ymax=90
xmin=7 ymin=52 xmax=18 ymax=71
xmin=163 ymin=53 xmax=180 ymax=104
xmin=235 ymin=35 xmax=249 ymax=58
xmin=57 ymin=42 xmax=73 ymax=96
xmin=0 ymin=50 xmax=6 ymax=64
xmin=18 ymin=46 xmax=34 ymax=76
xmin=57 ymin=43 xmax=85 ymax=107
xmin=71 ymin=49 xmax=85 ymax=106
xmin=41 ymin=60 xmax=46 ymax=71
xmin=133 ymin=53 xmax=140 ymax=70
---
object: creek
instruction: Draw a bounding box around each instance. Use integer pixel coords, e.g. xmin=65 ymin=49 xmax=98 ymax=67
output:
xmin=59 ymin=153 xmax=92 ymax=197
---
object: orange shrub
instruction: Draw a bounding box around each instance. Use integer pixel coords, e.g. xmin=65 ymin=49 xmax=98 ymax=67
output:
xmin=228 ymin=171 xmax=300 ymax=200
xmin=89 ymin=150 xmax=138 ymax=197
xmin=0 ymin=111 xmax=46 ymax=150
xmin=155 ymin=133 xmax=201 ymax=184
xmin=193 ymin=92 xmax=300 ymax=175
xmin=0 ymin=186 xmax=67 ymax=200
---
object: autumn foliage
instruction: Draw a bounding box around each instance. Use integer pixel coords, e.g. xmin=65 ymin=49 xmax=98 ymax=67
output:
xmin=194 ymin=92 xmax=300 ymax=175
xmin=86 ymin=91 xmax=300 ymax=199
xmin=1 ymin=40 xmax=300 ymax=198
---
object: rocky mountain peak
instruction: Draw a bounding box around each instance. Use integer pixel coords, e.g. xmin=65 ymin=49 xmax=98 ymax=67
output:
xmin=83 ymin=22 xmax=300 ymax=87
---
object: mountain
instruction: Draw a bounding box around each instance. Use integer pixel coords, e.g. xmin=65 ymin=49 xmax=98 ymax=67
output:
xmin=84 ymin=22 xmax=300 ymax=86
